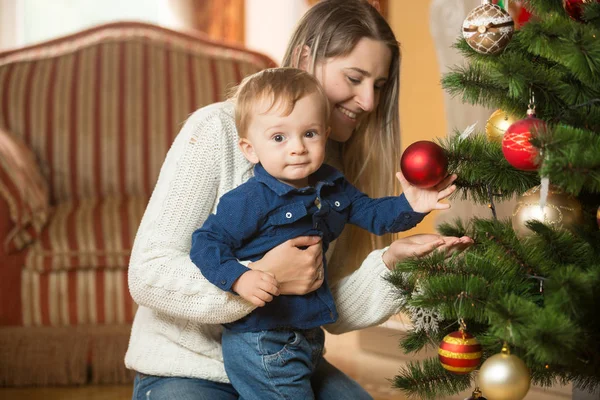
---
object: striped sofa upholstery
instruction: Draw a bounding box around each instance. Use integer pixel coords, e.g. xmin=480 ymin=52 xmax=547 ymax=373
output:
xmin=0 ymin=21 xmax=274 ymax=386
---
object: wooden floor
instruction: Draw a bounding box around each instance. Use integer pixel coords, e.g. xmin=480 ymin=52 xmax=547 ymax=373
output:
xmin=0 ymin=329 xmax=573 ymax=400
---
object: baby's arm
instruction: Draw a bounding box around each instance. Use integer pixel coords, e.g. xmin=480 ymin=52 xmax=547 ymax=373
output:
xmin=190 ymin=187 xmax=279 ymax=306
xmin=342 ymin=179 xmax=427 ymax=234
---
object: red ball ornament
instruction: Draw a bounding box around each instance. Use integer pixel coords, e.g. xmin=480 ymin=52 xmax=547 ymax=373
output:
xmin=563 ymin=0 xmax=600 ymax=22
xmin=501 ymin=112 xmax=546 ymax=171
xmin=400 ymin=141 xmax=448 ymax=188
xmin=438 ymin=330 xmax=482 ymax=374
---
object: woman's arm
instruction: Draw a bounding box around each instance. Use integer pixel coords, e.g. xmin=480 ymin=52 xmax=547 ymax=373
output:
xmin=128 ymin=106 xmax=257 ymax=324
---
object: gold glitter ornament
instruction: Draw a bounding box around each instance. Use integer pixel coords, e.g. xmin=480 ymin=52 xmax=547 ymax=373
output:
xmin=485 ymin=109 xmax=519 ymax=143
xmin=479 ymin=344 xmax=530 ymax=400
xmin=512 ymin=185 xmax=584 ymax=238
xmin=462 ymin=0 xmax=515 ymax=55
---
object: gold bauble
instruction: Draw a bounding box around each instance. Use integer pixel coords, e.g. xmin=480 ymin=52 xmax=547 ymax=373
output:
xmin=512 ymin=185 xmax=584 ymax=238
xmin=479 ymin=349 xmax=530 ymax=400
xmin=485 ymin=109 xmax=519 ymax=143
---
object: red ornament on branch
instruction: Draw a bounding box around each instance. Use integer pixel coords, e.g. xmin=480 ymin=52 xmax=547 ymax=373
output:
xmin=438 ymin=329 xmax=482 ymax=374
xmin=564 ymin=0 xmax=600 ymax=22
xmin=501 ymin=109 xmax=546 ymax=171
xmin=400 ymin=141 xmax=448 ymax=188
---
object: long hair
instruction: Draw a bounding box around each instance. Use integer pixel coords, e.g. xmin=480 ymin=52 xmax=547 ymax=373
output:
xmin=282 ymin=0 xmax=401 ymax=270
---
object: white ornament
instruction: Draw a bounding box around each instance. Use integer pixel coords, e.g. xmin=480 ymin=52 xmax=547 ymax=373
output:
xmin=407 ymin=285 xmax=441 ymax=333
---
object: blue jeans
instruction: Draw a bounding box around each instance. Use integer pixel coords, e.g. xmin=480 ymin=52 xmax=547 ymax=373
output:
xmin=132 ymin=340 xmax=372 ymax=400
xmin=222 ymin=327 xmax=328 ymax=400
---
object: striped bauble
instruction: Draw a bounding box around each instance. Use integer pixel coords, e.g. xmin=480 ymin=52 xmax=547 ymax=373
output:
xmin=438 ymin=330 xmax=482 ymax=374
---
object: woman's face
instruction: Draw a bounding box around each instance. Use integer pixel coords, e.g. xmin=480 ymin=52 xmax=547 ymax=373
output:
xmin=313 ymin=37 xmax=392 ymax=142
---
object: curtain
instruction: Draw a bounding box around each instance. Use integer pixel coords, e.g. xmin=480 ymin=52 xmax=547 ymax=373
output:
xmin=167 ymin=0 xmax=245 ymax=44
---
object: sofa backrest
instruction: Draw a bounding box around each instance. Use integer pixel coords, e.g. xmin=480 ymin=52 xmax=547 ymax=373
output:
xmin=0 ymin=21 xmax=275 ymax=203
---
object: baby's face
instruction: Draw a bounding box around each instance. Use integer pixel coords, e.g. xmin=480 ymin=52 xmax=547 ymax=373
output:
xmin=243 ymin=92 xmax=329 ymax=188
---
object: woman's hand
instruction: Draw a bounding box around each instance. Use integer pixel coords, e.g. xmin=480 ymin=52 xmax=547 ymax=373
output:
xmin=382 ymin=233 xmax=474 ymax=270
xmin=249 ymin=236 xmax=324 ymax=295
xmin=396 ymin=171 xmax=457 ymax=213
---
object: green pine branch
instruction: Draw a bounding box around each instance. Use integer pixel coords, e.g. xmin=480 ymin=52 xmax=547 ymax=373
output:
xmin=440 ymin=134 xmax=539 ymax=204
xmin=392 ymin=358 xmax=472 ymax=400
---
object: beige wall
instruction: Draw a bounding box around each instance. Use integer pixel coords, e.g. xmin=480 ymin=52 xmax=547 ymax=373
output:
xmin=389 ymin=0 xmax=447 ymax=236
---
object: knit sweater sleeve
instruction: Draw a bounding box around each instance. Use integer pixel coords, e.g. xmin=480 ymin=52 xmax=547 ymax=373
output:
xmin=324 ymin=247 xmax=403 ymax=335
xmin=128 ymin=104 xmax=256 ymax=324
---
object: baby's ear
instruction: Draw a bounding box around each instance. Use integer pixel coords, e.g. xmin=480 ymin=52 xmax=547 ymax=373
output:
xmin=324 ymin=126 xmax=331 ymax=139
xmin=238 ymin=138 xmax=259 ymax=164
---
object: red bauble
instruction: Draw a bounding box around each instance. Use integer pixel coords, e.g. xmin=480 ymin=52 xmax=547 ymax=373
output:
xmin=564 ymin=0 xmax=600 ymax=21
xmin=400 ymin=141 xmax=448 ymax=188
xmin=501 ymin=116 xmax=545 ymax=171
xmin=438 ymin=330 xmax=482 ymax=374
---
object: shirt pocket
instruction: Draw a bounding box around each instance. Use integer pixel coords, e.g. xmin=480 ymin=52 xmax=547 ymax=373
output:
xmin=323 ymin=192 xmax=352 ymax=240
xmin=265 ymin=202 xmax=309 ymax=236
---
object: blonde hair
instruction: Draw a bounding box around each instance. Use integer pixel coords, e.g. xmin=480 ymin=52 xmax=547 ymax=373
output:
xmin=282 ymin=0 xmax=402 ymax=268
xmin=231 ymin=68 xmax=330 ymax=138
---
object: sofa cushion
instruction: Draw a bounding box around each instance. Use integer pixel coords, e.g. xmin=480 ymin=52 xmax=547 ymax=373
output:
xmin=0 ymin=127 xmax=50 ymax=253
xmin=20 ymin=268 xmax=136 ymax=326
xmin=24 ymin=196 xmax=147 ymax=272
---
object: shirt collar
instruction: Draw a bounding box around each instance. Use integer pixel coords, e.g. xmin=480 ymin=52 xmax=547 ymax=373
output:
xmin=253 ymin=163 xmax=345 ymax=196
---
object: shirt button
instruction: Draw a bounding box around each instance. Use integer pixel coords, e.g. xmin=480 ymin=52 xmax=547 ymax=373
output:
xmin=220 ymin=280 xmax=227 ymax=285
xmin=334 ymin=201 xmax=341 ymax=207
xmin=285 ymin=212 xmax=292 ymax=219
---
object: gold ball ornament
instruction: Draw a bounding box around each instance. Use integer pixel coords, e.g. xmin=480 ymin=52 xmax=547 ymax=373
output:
xmin=485 ymin=109 xmax=519 ymax=143
xmin=512 ymin=185 xmax=584 ymax=238
xmin=479 ymin=345 xmax=530 ymax=400
xmin=462 ymin=0 xmax=515 ymax=55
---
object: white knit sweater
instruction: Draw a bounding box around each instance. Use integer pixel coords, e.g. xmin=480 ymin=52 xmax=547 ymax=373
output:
xmin=124 ymin=101 xmax=402 ymax=383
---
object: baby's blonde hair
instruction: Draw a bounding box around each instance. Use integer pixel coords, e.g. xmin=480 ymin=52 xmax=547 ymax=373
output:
xmin=231 ymin=68 xmax=330 ymax=138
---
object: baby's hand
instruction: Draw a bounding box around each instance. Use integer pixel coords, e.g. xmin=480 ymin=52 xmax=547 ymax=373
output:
xmin=396 ymin=171 xmax=457 ymax=214
xmin=232 ymin=270 xmax=280 ymax=307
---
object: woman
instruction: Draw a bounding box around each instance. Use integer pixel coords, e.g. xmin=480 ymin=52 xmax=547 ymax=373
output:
xmin=126 ymin=1 xmax=472 ymax=399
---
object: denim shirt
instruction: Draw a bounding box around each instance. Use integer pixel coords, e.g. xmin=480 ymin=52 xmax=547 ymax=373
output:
xmin=190 ymin=163 xmax=426 ymax=332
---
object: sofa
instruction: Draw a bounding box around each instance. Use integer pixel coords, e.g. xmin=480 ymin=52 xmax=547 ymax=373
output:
xmin=0 ymin=21 xmax=274 ymax=386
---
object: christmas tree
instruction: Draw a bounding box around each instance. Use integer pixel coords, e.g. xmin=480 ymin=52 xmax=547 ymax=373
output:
xmin=389 ymin=1 xmax=600 ymax=399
